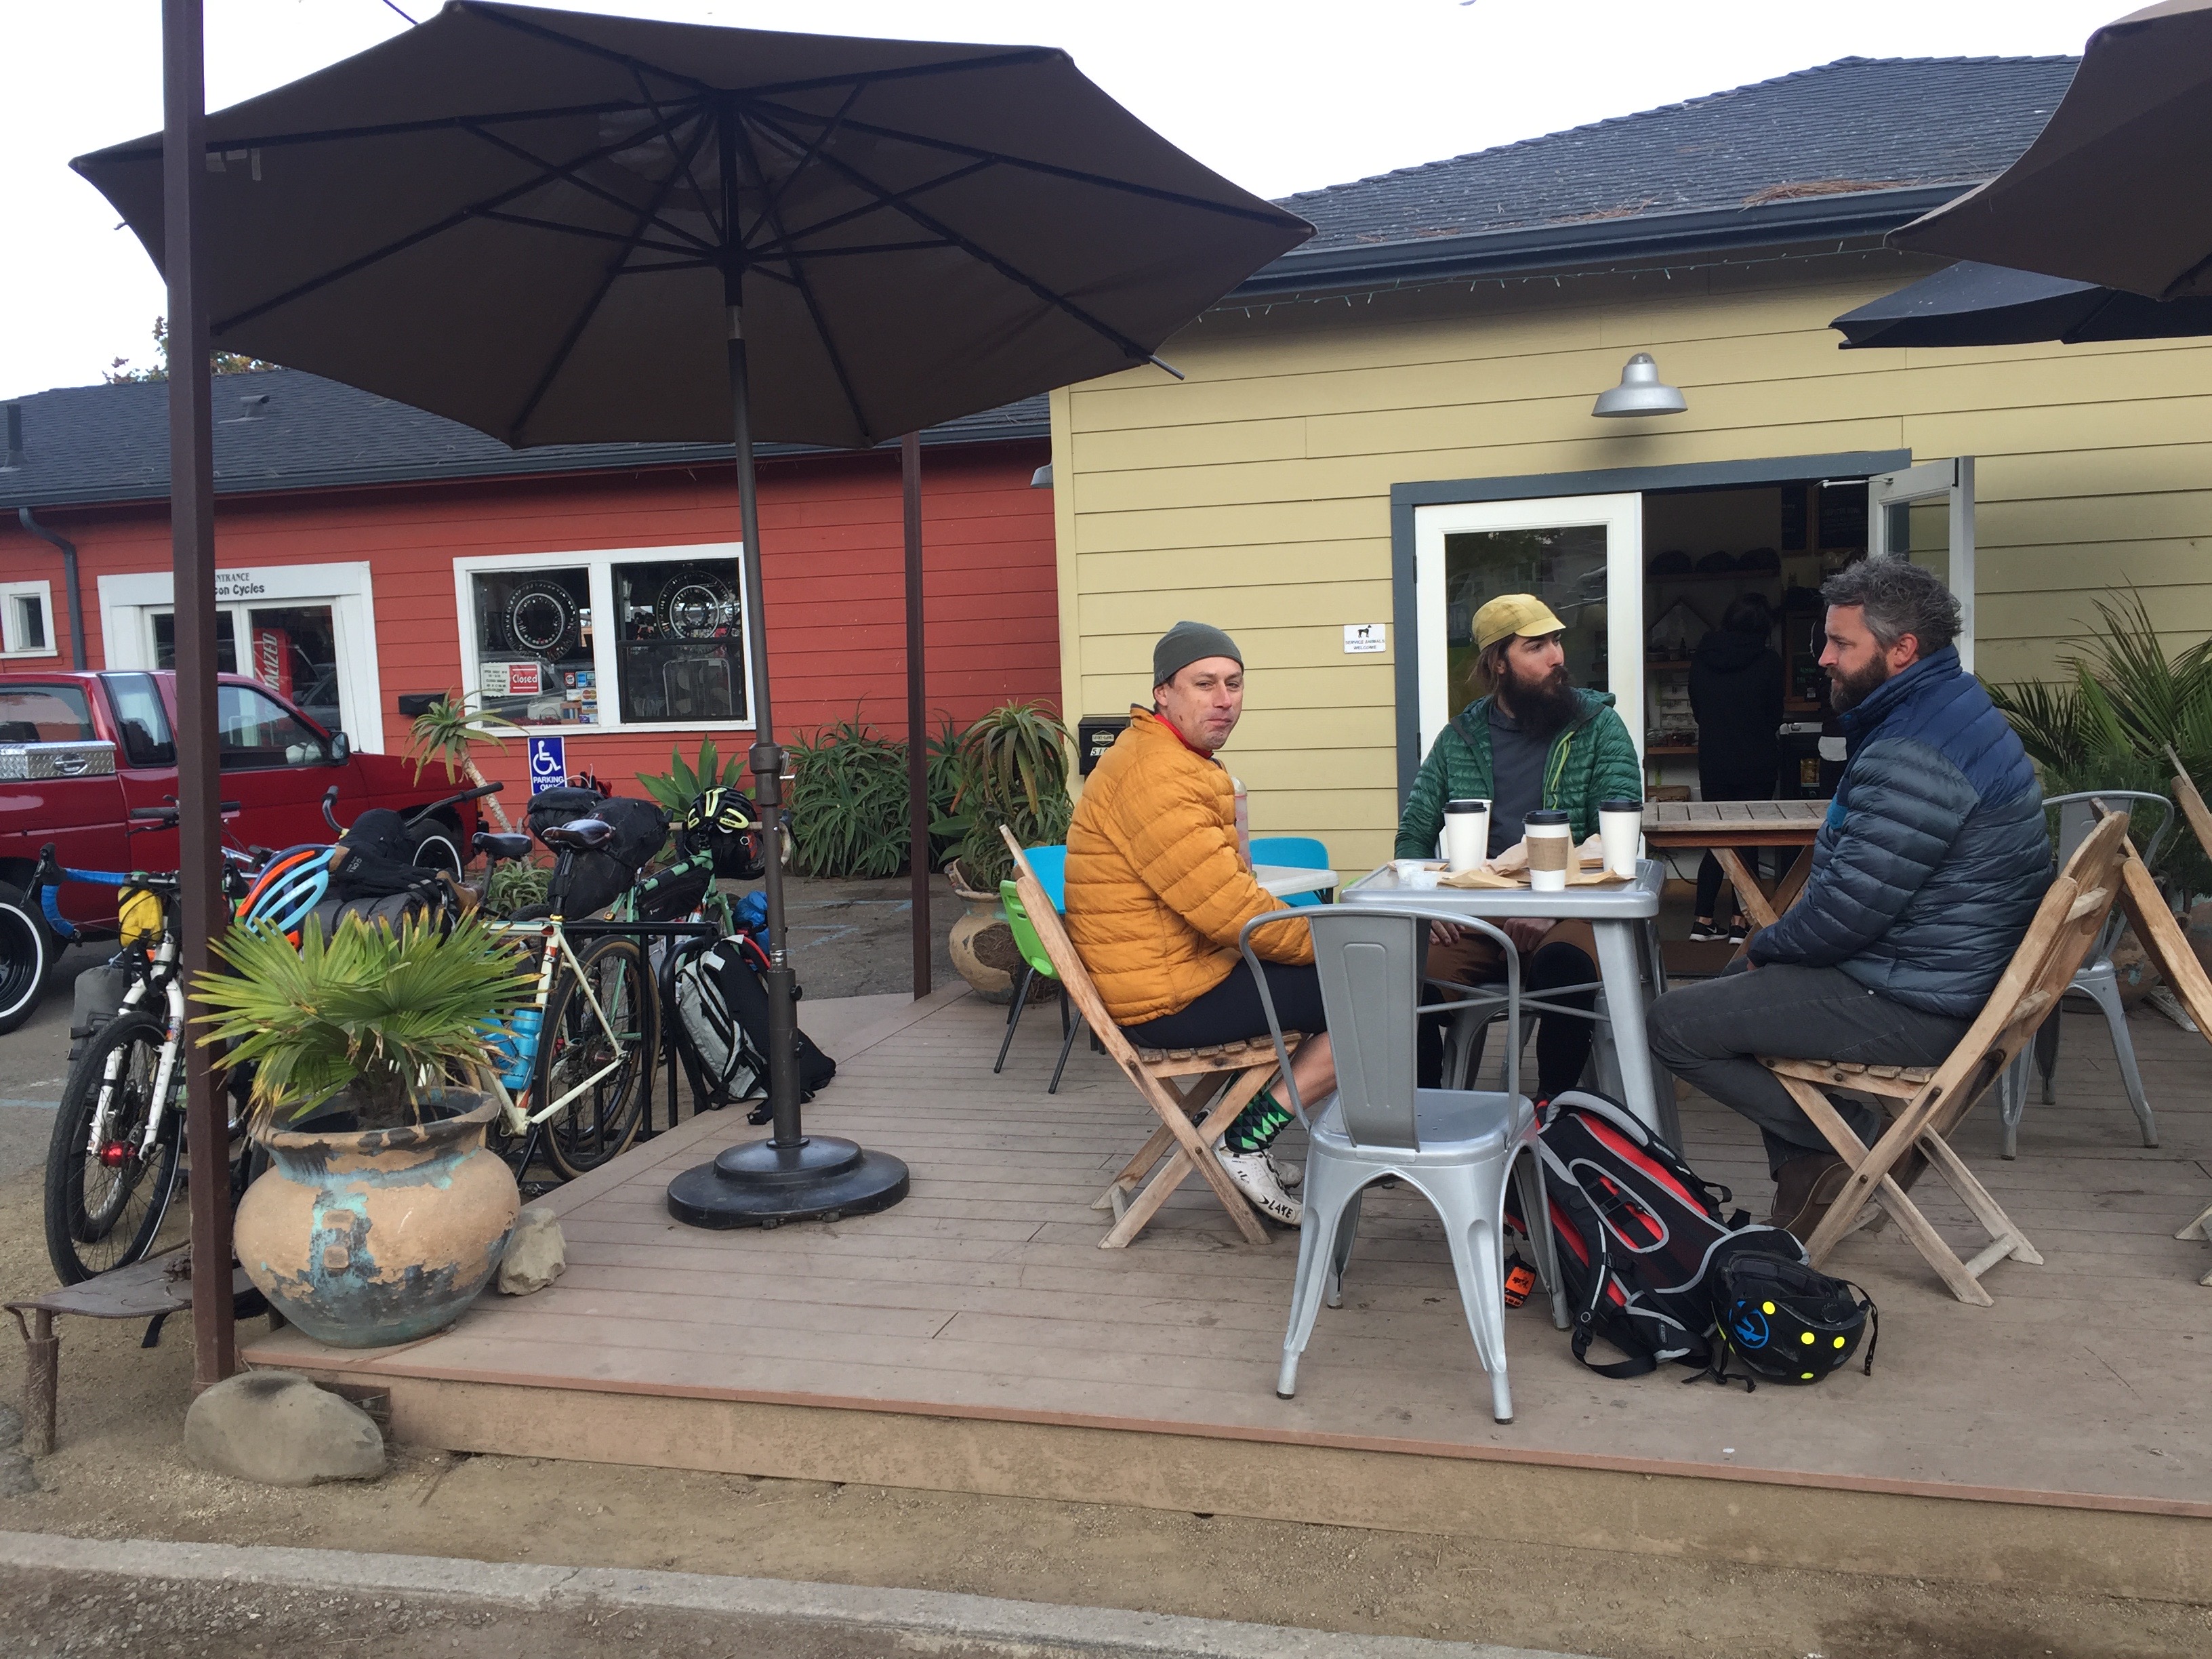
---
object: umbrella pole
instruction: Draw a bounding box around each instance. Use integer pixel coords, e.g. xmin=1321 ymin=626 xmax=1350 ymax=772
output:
xmin=663 ymin=285 xmax=909 ymax=1231
xmin=903 ymin=432 xmax=930 ymax=1000
xmin=166 ymin=0 xmax=236 ymax=1392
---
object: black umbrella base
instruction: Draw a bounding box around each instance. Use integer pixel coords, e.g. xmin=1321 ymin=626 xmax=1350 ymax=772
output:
xmin=665 ymin=1134 xmax=909 ymax=1230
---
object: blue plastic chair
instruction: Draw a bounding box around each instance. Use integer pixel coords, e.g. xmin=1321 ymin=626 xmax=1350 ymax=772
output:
xmin=1021 ymin=844 xmax=1067 ymax=913
xmin=1249 ymin=835 xmax=1332 ymax=907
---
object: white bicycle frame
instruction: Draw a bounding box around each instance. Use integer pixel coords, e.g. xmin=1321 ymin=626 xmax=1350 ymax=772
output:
xmin=484 ymin=913 xmax=635 ymax=1139
xmin=82 ymin=930 xmax=187 ymax=1162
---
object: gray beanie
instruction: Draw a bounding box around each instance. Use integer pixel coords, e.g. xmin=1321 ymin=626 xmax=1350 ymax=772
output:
xmin=1153 ymin=620 xmax=1243 ymax=689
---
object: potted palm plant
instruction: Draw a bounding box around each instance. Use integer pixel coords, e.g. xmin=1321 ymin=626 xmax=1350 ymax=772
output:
xmin=196 ymin=912 xmax=535 ymax=1348
xmin=405 ymin=692 xmax=520 ymax=832
xmin=935 ymin=701 xmax=1073 ymax=1002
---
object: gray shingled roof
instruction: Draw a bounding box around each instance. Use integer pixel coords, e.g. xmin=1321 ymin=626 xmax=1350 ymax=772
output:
xmin=0 ymin=371 xmax=1046 ymax=511
xmin=1240 ymin=56 xmax=2078 ymax=293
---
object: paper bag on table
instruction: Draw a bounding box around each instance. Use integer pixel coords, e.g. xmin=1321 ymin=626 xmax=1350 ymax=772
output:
xmin=1441 ymin=834 xmax=1625 ymax=888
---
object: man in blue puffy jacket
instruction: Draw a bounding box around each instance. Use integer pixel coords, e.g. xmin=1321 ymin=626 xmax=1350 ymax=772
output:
xmin=1648 ymin=559 xmax=2049 ymax=1240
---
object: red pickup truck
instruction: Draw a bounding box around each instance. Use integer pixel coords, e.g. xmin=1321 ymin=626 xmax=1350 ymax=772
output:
xmin=0 ymin=669 xmax=486 ymax=1033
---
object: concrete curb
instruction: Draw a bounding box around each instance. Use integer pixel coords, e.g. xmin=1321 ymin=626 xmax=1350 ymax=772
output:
xmin=0 ymin=1530 xmax=1585 ymax=1659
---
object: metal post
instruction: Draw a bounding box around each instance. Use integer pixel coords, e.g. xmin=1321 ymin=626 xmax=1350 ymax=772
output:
xmin=164 ymin=0 xmax=234 ymax=1389
xmin=903 ymin=432 xmax=930 ymax=998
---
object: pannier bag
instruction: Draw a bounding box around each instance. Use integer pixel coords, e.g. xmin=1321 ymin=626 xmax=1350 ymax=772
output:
xmin=537 ymin=794 xmax=670 ymax=919
xmin=1707 ymin=1250 xmax=1877 ymax=1389
xmin=67 ymin=961 xmax=136 ymax=1060
xmin=1508 ymin=1089 xmax=1805 ymax=1380
xmin=525 ymin=785 xmax=605 ymax=844
xmin=680 ymin=785 xmax=766 ymax=880
xmin=592 ymin=796 xmax=670 ymax=875
xmin=673 ymin=931 xmax=836 ymax=1107
xmin=330 ymin=806 xmax=444 ymax=905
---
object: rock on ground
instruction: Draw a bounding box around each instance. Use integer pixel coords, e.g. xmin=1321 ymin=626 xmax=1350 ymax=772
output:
xmin=0 ymin=1451 xmax=33 ymax=1496
xmin=183 ymin=1372 xmax=384 ymax=1488
xmin=497 ymin=1204 xmax=566 ymax=1295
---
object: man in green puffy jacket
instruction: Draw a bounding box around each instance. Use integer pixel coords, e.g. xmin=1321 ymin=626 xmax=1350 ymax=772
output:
xmin=1397 ymin=594 xmax=1644 ymax=1098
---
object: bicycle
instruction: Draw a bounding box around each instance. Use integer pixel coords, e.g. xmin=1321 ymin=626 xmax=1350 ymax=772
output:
xmin=474 ymin=819 xmax=661 ymax=1185
xmin=30 ymin=824 xmax=260 ymax=1285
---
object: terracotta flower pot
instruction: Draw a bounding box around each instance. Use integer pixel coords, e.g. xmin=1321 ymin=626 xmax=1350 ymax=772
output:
xmin=233 ymin=1092 xmax=519 ymax=1349
xmin=945 ymin=857 xmax=1022 ymax=1004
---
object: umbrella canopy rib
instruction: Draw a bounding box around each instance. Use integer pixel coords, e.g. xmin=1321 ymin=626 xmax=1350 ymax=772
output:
xmin=207 ymin=102 xmax=702 ymax=335
xmin=752 ymin=158 xmax=996 ymax=255
xmin=462 ymin=117 xmax=720 ymax=252
xmin=746 ymin=107 xmax=1162 ymax=366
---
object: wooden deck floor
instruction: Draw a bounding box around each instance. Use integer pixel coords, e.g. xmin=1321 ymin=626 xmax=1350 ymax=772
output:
xmin=249 ymin=985 xmax=2212 ymax=1558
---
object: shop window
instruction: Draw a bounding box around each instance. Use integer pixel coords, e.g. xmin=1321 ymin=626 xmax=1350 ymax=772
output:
xmin=1 ymin=581 xmax=56 ymax=657
xmin=612 ymin=558 xmax=747 ymax=724
xmin=455 ymin=547 xmax=750 ymax=732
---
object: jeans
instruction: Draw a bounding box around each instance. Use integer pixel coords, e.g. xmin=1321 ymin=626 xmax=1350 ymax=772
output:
xmin=1646 ymin=962 xmax=1970 ymax=1174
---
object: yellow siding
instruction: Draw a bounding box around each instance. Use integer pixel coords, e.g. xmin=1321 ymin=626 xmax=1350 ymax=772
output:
xmin=1057 ymin=247 xmax=2212 ymax=874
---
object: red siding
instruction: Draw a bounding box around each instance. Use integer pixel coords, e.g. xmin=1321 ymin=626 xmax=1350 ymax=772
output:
xmin=0 ymin=441 xmax=1057 ymax=800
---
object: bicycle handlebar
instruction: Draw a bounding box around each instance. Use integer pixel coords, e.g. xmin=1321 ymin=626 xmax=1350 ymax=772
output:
xmin=319 ymin=780 xmax=504 ymax=836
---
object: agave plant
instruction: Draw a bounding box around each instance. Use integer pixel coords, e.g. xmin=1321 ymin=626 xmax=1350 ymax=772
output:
xmin=638 ymin=735 xmax=748 ymax=816
xmin=405 ymin=692 xmax=519 ymax=832
xmin=195 ymin=912 xmax=534 ymax=1132
xmin=935 ymin=701 xmax=1073 ymax=889
xmin=786 ymin=715 xmax=910 ymax=878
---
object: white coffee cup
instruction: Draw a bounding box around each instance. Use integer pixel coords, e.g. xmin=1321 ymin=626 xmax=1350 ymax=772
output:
xmin=1599 ymin=796 xmax=1643 ymax=878
xmin=1392 ymin=858 xmax=1440 ymax=891
xmin=1443 ymin=798 xmax=1491 ymax=873
xmin=1524 ymin=810 xmax=1572 ymax=893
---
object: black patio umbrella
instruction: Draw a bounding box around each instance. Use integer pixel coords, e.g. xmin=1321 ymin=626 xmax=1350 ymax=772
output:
xmin=1832 ymin=259 xmax=2212 ymax=348
xmin=1892 ymin=1 xmax=2212 ymax=298
xmin=75 ymin=1 xmax=1311 ymax=1227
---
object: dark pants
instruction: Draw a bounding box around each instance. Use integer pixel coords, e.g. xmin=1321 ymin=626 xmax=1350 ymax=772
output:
xmin=1418 ymin=923 xmax=1598 ymax=1100
xmin=1646 ymin=962 xmax=1970 ymax=1175
xmin=1122 ymin=959 xmax=1326 ymax=1050
xmin=1694 ymin=760 xmax=1779 ymax=920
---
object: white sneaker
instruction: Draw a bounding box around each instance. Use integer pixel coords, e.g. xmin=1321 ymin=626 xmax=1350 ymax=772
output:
xmin=1265 ymin=1149 xmax=1304 ymax=1191
xmin=1216 ymin=1147 xmax=1302 ymax=1226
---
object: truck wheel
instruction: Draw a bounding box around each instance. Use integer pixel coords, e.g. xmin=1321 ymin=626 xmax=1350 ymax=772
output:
xmin=0 ymin=880 xmax=54 ymax=1037
xmin=406 ymin=817 xmax=465 ymax=880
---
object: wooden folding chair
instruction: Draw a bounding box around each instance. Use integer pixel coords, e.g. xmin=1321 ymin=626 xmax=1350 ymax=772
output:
xmin=1757 ymin=809 xmax=2132 ymax=1306
xmin=1001 ymin=827 xmax=1289 ymax=1249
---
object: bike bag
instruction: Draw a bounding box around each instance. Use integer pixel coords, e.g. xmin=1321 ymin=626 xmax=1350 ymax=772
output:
xmin=672 ymin=931 xmax=836 ymax=1107
xmin=525 ymin=785 xmax=605 ymax=844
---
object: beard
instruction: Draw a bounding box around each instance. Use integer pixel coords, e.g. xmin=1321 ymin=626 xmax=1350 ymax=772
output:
xmin=1500 ymin=661 xmax=1581 ymax=737
xmin=1827 ymin=655 xmax=1892 ymax=714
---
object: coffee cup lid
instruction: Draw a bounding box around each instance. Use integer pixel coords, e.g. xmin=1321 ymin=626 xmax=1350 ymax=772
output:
xmin=1445 ymin=798 xmax=1489 ymax=812
xmin=1525 ymin=808 xmax=1570 ymax=827
xmin=1599 ymin=797 xmax=1643 ymax=812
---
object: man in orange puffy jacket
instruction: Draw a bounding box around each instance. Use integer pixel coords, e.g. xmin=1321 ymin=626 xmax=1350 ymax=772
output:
xmin=1065 ymin=621 xmax=1333 ymax=1225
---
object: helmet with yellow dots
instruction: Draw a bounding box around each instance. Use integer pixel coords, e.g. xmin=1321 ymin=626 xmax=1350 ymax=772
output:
xmin=1709 ymin=1250 xmax=1877 ymax=1388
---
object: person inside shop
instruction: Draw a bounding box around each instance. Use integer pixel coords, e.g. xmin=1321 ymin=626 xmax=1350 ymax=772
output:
xmin=1688 ymin=592 xmax=1786 ymax=944
xmin=1064 ymin=621 xmax=1330 ymax=1226
xmin=1646 ymin=560 xmax=2049 ymax=1240
xmin=1395 ymin=595 xmax=1645 ymax=1101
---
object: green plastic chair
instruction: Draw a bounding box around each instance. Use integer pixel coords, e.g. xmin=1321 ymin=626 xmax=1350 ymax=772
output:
xmin=997 ymin=879 xmax=1084 ymax=1092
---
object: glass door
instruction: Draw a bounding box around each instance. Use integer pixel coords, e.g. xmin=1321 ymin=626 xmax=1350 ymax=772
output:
xmin=150 ymin=603 xmax=345 ymax=735
xmin=1869 ymin=457 xmax=1977 ymax=672
xmin=1414 ymin=493 xmax=1645 ymax=760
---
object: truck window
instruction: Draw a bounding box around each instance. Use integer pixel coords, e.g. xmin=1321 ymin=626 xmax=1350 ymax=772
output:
xmin=218 ymin=682 xmax=327 ymax=769
xmin=0 ymin=684 xmax=96 ymax=743
xmin=101 ymin=674 xmax=178 ymax=768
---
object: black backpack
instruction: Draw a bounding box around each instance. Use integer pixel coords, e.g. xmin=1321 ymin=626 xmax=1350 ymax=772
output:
xmin=525 ymin=785 xmax=605 ymax=843
xmin=672 ymin=930 xmax=836 ymax=1112
xmin=330 ymin=808 xmax=443 ymax=905
xmin=1509 ymin=1089 xmax=1805 ymax=1379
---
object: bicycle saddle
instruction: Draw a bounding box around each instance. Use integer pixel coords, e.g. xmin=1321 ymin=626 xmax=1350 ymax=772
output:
xmin=539 ymin=817 xmax=615 ymax=852
xmin=474 ymin=831 xmax=535 ymax=861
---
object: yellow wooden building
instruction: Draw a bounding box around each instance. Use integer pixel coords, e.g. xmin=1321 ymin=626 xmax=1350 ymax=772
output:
xmin=1048 ymin=55 xmax=2211 ymax=872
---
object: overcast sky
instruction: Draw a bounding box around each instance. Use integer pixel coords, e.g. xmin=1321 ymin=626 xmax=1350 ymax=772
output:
xmin=1 ymin=0 xmax=2125 ymax=398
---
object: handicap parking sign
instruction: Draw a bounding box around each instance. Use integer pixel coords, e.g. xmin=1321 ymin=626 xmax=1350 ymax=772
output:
xmin=527 ymin=734 xmax=567 ymax=795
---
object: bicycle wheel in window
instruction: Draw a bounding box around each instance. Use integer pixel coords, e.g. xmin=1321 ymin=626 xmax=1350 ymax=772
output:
xmin=44 ymin=1012 xmax=184 ymax=1284
xmin=535 ymin=934 xmax=658 ymax=1180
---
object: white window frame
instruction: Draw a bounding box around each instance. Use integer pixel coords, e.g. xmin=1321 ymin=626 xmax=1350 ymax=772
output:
xmin=97 ymin=561 xmax=384 ymax=750
xmin=451 ymin=542 xmax=755 ymax=735
xmin=0 ymin=579 xmax=58 ymax=657
xmin=1414 ymin=493 xmax=1646 ymax=761
xmin=1869 ymin=455 xmax=1977 ymax=674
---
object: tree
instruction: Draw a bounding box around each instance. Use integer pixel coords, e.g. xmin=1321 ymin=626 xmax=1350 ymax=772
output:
xmin=104 ymin=316 xmax=275 ymax=383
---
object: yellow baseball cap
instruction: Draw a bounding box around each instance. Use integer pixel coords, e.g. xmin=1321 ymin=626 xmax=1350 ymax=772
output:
xmin=1473 ymin=594 xmax=1568 ymax=651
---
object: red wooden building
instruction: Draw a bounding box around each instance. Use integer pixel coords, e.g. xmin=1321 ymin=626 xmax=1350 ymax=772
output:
xmin=0 ymin=370 xmax=1056 ymax=800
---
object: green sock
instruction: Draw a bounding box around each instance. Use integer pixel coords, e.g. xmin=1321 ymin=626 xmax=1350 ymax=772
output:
xmin=1224 ymin=1087 xmax=1292 ymax=1154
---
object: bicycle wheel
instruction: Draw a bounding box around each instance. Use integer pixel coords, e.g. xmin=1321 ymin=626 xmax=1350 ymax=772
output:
xmin=0 ymin=881 xmax=54 ymax=1037
xmin=44 ymin=1012 xmax=184 ymax=1284
xmin=535 ymin=934 xmax=658 ymax=1180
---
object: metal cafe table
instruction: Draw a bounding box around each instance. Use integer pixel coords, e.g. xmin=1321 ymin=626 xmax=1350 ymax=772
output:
xmin=1341 ymin=860 xmax=1676 ymax=1143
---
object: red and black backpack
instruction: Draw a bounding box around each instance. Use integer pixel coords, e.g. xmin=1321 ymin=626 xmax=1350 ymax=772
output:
xmin=1508 ymin=1090 xmax=1805 ymax=1379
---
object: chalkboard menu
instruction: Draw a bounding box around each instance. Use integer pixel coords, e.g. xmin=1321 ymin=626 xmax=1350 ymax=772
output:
xmin=1780 ymin=484 xmax=1808 ymax=551
xmin=1818 ymin=481 xmax=1867 ymax=552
